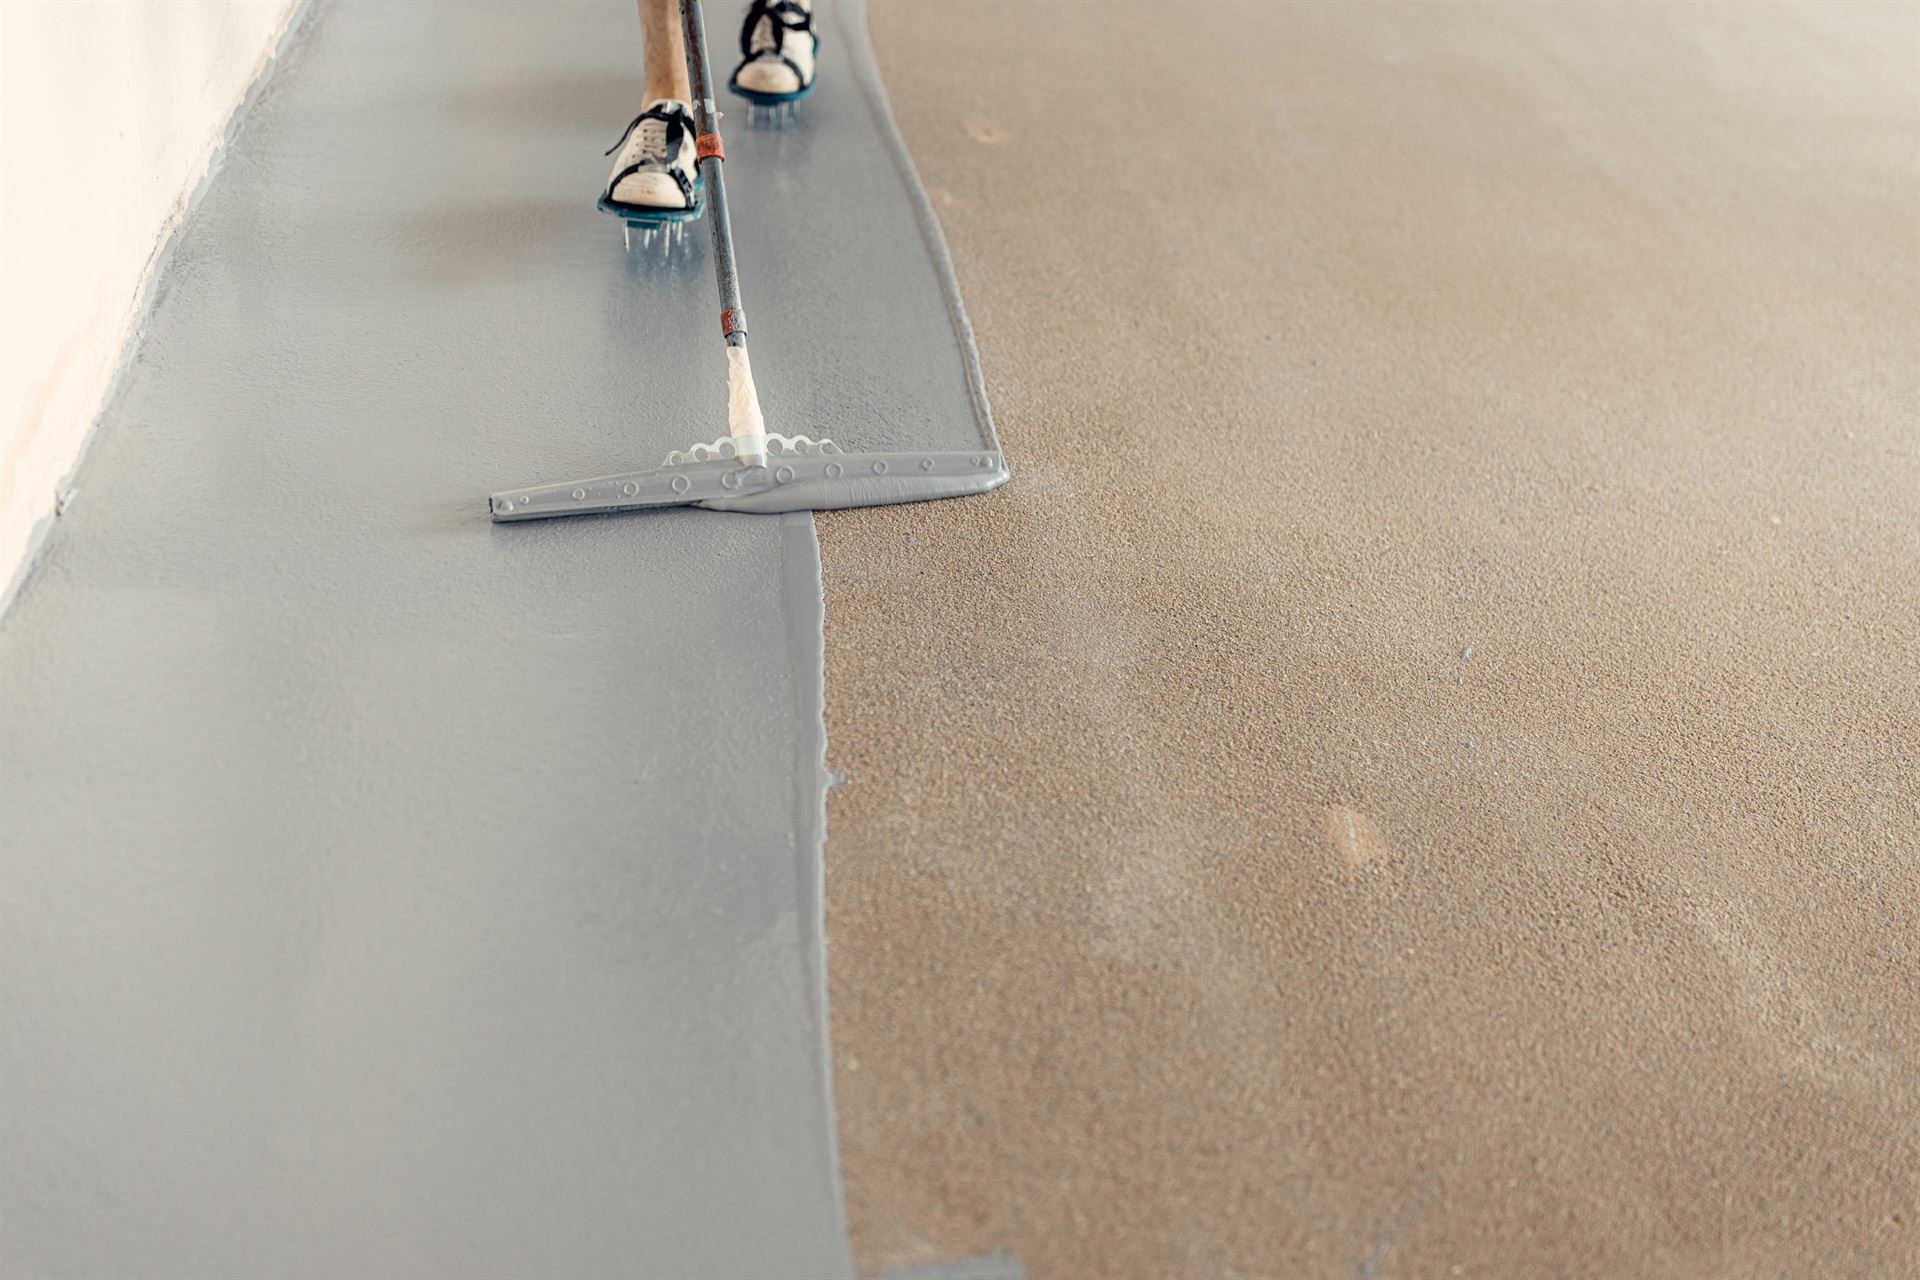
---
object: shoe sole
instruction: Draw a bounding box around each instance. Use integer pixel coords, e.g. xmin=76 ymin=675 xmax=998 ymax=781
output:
xmin=727 ymin=77 xmax=816 ymax=106
xmin=596 ymin=176 xmax=706 ymax=226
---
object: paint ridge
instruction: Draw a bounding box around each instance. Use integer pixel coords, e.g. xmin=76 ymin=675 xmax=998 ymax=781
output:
xmin=836 ymin=0 xmax=1003 ymax=459
xmin=782 ymin=508 xmax=858 ymax=1277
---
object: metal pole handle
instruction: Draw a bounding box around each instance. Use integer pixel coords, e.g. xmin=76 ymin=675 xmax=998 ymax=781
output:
xmin=680 ymin=0 xmax=747 ymax=348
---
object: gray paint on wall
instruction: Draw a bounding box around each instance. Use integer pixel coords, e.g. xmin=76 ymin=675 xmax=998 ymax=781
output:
xmin=0 ymin=0 xmax=994 ymax=1273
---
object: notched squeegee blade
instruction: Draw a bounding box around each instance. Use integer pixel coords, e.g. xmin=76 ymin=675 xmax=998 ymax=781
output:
xmin=490 ymin=448 xmax=1008 ymax=519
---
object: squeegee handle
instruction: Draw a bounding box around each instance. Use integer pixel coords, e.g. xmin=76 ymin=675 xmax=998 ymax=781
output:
xmin=680 ymin=0 xmax=747 ymax=348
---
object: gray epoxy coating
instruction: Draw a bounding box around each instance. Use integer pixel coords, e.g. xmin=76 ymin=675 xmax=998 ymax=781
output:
xmin=0 ymin=0 xmax=992 ymax=1273
xmin=877 ymin=1252 xmax=1027 ymax=1280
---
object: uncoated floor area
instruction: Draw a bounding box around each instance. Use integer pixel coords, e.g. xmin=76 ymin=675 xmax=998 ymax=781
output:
xmin=823 ymin=2 xmax=1920 ymax=1277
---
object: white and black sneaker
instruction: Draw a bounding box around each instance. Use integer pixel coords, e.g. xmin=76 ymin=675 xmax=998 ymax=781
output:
xmin=601 ymin=98 xmax=701 ymax=214
xmin=730 ymin=0 xmax=819 ymax=104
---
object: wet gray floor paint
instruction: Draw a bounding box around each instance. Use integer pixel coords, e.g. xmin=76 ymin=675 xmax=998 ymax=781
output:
xmin=0 ymin=0 xmax=992 ymax=1274
xmin=878 ymin=1251 xmax=1028 ymax=1280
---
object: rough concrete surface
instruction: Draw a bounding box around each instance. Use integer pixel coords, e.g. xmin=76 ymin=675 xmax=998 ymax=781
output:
xmin=822 ymin=2 xmax=1920 ymax=1277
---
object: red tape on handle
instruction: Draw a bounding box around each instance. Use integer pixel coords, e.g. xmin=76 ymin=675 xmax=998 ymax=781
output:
xmin=696 ymin=133 xmax=725 ymax=162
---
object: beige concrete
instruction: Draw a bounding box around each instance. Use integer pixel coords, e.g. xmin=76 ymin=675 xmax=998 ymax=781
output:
xmin=820 ymin=2 xmax=1919 ymax=1277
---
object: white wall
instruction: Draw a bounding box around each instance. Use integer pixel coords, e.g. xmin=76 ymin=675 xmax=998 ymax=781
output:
xmin=1 ymin=0 xmax=303 ymax=603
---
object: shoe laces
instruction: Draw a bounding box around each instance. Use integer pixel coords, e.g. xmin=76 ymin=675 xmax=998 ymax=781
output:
xmin=632 ymin=116 xmax=669 ymax=162
xmin=744 ymin=0 xmax=808 ymax=57
xmin=605 ymin=106 xmax=686 ymax=165
xmin=748 ymin=14 xmax=776 ymax=55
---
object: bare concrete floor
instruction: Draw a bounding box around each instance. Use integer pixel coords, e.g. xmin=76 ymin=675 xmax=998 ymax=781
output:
xmin=820 ymin=2 xmax=1920 ymax=1277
